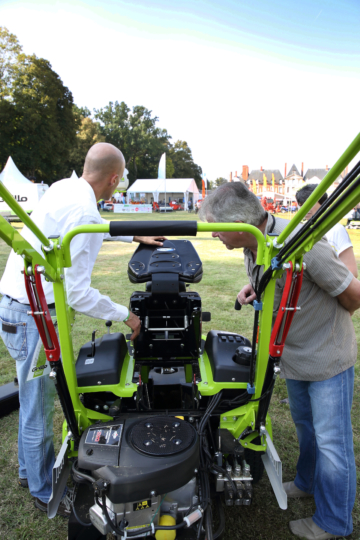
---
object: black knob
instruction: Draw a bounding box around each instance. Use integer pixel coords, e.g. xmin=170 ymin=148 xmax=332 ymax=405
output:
xmin=233 ymin=345 xmax=252 ymax=366
xmin=105 ymin=320 xmax=112 ymax=328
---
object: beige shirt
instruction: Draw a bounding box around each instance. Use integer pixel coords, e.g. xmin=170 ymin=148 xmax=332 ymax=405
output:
xmin=244 ymin=216 xmax=357 ymax=381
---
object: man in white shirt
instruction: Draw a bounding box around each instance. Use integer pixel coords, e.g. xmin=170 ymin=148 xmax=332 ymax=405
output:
xmin=295 ymin=184 xmax=358 ymax=278
xmin=0 ymin=143 xmax=164 ymax=516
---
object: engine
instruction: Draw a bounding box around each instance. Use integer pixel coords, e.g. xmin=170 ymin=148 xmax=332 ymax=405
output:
xmin=70 ymin=240 xmax=257 ymax=539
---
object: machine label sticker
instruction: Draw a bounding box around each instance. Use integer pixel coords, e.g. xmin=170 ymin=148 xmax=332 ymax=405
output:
xmin=156 ymin=248 xmax=175 ymax=252
xmin=26 ymin=316 xmax=58 ymax=382
xmin=85 ymin=357 xmax=94 ymax=365
xmin=133 ymin=500 xmax=151 ymax=511
xmin=85 ymin=425 xmax=123 ymax=446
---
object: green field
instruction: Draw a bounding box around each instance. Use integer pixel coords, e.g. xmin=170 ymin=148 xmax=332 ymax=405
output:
xmin=0 ymin=211 xmax=359 ymax=540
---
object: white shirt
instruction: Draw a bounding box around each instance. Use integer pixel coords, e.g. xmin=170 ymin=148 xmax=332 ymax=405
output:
xmin=325 ymin=223 xmax=352 ymax=257
xmin=0 ymin=177 xmax=133 ymax=321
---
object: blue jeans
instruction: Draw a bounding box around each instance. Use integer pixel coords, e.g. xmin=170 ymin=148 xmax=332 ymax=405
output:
xmin=0 ymin=295 xmax=56 ymax=503
xmin=286 ymin=367 xmax=356 ymax=537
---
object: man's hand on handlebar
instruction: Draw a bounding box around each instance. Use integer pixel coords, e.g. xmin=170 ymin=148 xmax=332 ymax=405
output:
xmin=134 ymin=236 xmax=168 ymax=246
xmin=237 ymin=284 xmax=257 ymax=306
xmin=124 ymin=311 xmax=141 ymax=341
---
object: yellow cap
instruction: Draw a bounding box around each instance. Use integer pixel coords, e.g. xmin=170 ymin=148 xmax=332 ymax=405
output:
xmin=155 ymin=515 xmax=176 ymax=540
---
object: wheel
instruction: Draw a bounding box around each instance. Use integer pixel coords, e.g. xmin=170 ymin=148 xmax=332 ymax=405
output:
xmin=244 ymin=437 xmax=265 ymax=484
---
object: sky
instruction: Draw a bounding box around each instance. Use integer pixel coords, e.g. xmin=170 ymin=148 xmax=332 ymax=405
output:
xmin=1 ymin=0 xmax=360 ymax=180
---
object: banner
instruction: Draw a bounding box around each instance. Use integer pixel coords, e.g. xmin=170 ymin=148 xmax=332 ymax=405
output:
xmin=263 ymin=173 xmax=267 ymax=191
xmin=113 ymin=204 xmax=152 ymax=213
xmin=272 ymin=173 xmax=275 ymax=192
xmin=202 ymin=179 xmax=205 ymax=199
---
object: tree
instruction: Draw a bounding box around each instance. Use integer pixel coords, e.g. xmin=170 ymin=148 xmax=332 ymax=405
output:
xmin=168 ymin=140 xmax=203 ymax=188
xmin=0 ymin=26 xmax=22 ymax=94
xmin=94 ymin=101 xmax=171 ymax=183
xmin=214 ymin=177 xmax=227 ymax=187
xmin=166 ymin=156 xmax=174 ymax=178
xmin=0 ymin=52 xmax=77 ymax=181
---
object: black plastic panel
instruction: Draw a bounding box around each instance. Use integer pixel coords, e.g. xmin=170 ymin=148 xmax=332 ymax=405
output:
xmin=0 ymin=381 xmax=19 ymax=418
xmin=76 ymin=333 xmax=127 ymax=387
xmin=205 ymin=330 xmax=252 ymax=383
xmin=128 ymin=240 xmax=203 ymax=284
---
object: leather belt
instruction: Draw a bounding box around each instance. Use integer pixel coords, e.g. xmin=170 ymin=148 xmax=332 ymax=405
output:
xmin=5 ymin=295 xmax=55 ymax=310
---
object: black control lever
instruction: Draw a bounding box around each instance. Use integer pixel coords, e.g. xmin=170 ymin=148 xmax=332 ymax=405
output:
xmin=234 ymin=299 xmax=242 ymax=311
xmin=91 ymin=330 xmax=97 ymax=357
xmin=105 ymin=320 xmax=112 ymax=334
xmin=235 ymin=298 xmax=254 ymax=310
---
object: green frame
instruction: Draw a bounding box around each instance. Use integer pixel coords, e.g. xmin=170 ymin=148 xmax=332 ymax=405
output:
xmin=0 ymin=132 xmax=359 ymax=456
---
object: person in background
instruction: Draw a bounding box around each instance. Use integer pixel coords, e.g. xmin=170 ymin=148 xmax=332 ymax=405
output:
xmin=0 ymin=143 xmax=165 ymax=518
xmin=296 ymin=184 xmax=358 ymax=277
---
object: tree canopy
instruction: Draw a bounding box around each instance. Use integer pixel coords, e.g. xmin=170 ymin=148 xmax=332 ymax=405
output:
xmin=169 ymin=141 xmax=202 ymax=188
xmin=0 ymin=27 xmax=203 ymax=185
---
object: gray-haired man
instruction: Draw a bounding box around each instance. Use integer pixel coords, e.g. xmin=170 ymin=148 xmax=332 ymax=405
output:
xmin=199 ymin=182 xmax=360 ymax=540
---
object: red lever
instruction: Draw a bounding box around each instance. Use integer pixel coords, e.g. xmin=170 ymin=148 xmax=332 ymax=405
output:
xmin=269 ymin=262 xmax=303 ymax=358
xmin=24 ymin=264 xmax=60 ymax=363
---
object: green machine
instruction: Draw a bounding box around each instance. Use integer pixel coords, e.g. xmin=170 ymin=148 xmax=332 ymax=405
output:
xmin=0 ymin=133 xmax=359 ymax=539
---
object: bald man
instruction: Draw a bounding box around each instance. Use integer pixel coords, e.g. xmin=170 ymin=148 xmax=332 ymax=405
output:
xmin=0 ymin=142 xmax=164 ymax=517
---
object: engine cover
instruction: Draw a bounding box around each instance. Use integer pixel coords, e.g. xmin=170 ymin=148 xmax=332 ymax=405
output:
xmin=78 ymin=416 xmax=199 ymax=504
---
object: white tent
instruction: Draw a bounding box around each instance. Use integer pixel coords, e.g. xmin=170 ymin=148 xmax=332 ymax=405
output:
xmin=0 ymin=156 xmax=49 ymax=216
xmin=126 ymin=178 xmax=199 ymax=207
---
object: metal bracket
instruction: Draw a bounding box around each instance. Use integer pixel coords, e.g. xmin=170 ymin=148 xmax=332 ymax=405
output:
xmin=261 ymin=428 xmax=287 ymax=510
xmin=42 ymin=240 xmax=54 ymax=253
xmin=273 ymin=239 xmax=284 ymax=249
xmin=47 ymin=434 xmax=72 ymax=518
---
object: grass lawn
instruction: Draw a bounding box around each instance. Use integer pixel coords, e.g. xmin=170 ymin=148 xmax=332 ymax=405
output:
xmin=0 ymin=211 xmax=359 ymax=540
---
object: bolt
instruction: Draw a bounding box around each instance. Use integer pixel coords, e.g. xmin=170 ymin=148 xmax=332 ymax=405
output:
xmin=189 ymin=417 xmax=194 ymax=423
xmin=233 ymin=416 xmax=237 ymax=421
xmin=194 ymin=469 xmax=198 ymax=473
xmin=104 ymin=482 xmax=107 ymax=488
xmin=204 ymin=382 xmax=208 ymax=385
xmin=244 ymin=443 xmax=248 ymax=446
xmin=49 ymin=354 xmax=53 ymax=359
xmin=49 ymin=370 xmax=56 ymax=380
xmin=57 ymin=245 xmax=61 ymax=250
xmin=232 ymin=378 xmax=235 ymax=381
xmin=223 ymin=417 xmax=227 ymax=421
xmin=276 ymin=350 xmax=280 ymax=354
xmin=60 ymin=274 xmax=64 ymax=280
xmin=97 ymin=381 xmax=101 ymax=385
xmin=125 ymin=383 xmax=130 ymax=386
xmin=150 ymin=490 xmax=156 ymax=497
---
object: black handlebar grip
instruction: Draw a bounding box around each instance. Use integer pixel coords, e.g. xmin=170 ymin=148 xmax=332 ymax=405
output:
xmin=234 ymin=299 xmax=242 ymax=311
xmin=109 ymin=221 xmax=198 ymax=237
